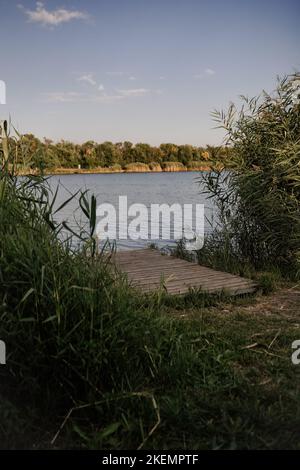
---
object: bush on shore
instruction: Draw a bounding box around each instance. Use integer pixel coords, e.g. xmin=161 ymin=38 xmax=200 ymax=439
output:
xmin=161 ymin=161 xmax=187 ymax=172
xmin=148 ymin=162 xmax=162 ymax=171
xmin=124 ymin=162 xmax=151 ymax=172
xmin=196 ymin=74 xmax=300 ymax=279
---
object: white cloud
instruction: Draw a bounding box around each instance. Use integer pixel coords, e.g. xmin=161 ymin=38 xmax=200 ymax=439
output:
xmin=19 ymin=2 xmax=89 ymax=27
xmin=106 ymin=71 xmax=125 ymax=76
xmin=159 ymin=76 xmax=166 ymax=80
xmin=42 ymin=88 xmax=152 ymax=103
xmin=116 ymin=88 xmax=150 ymax=97
xmin=194 ymin=68 xmax=216 ymax=79
xmin=94 ymin=94 xmax=124 ymax=103
xmin=77 ymin=75 xmax=105 ymax=91
xmin=78 ymin=74 xmax=96 ymax=86
xmin=42 ymin=92 xmax=87 ymax=103
xmin=106 ymin=72 xmax=138 ymax=80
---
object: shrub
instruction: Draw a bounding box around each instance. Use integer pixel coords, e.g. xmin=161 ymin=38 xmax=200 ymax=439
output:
xmin=198 ymin=74 xmax=300 ymax=278
xmin=187 ymin=161 xmax=210 ymax=170
xmin=123 ymin=162 xmax=150 ymax=172
xmin=109 ymin=163 xmax=122 ymax=172
xmin=148 ymin=162 xmax=162 ymax=171
xmin=161 ymin=161 xmax=186 ymax=171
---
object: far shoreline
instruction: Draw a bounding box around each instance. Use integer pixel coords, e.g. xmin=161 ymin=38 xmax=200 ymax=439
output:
xmin=45 ymin=167 xmax=211 ymax=176
xmin=17 ymin=164 xmax=218 ymax=176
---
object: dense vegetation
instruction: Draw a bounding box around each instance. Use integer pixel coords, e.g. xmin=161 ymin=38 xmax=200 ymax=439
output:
xmin=196 ymin=74 xmax=300 ymax=279
xmin=10 ymin=133 xmax=231 ymax=171
xmin=1 ymin=74 xmax=300 ymax=450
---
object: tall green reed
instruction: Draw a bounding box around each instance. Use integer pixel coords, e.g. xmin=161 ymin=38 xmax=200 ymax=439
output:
xmin=196 ymin=74 xmax=300 ymax=279
xmin=1 ymin=122 xmax=217 ymax=448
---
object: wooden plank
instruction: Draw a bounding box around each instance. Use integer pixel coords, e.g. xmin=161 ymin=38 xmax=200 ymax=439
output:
xmin=127 ymin=272 xmax=253 ymax=286
xmin=127 ymin=273 xmax=251 ymax=286
xmin=116 ymin=264 xmax=241 ymax=279
xmin=112 ymin=249 xmax=257 ymax=296
xmin=130 ymin=277 xmax=255 ymax=290
xmin=125 ymin=268 xmax=244 ymax=280
xmin=140 ymin=282 xmax=257 ymax=295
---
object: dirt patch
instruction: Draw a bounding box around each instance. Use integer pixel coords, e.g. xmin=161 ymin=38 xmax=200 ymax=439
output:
xmin=238 ymin=286 xmax=300 ymax=321
xmin=166 ymin=285 xmax=300 ymax=323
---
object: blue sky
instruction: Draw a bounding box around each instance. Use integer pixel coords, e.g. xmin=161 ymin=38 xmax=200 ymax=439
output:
xmin=0 ymin=0 xmax=299 ymax=145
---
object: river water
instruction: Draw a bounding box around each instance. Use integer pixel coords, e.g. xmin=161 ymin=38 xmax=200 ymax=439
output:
xmin=48 ymin=171 xmax=217 ymax=250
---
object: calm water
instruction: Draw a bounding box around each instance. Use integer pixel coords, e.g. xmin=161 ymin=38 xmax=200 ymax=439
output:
xmin=48 ymin=172 xmax=217 ymax=250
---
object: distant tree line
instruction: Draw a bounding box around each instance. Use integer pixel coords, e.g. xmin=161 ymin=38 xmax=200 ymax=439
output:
xmin=9 ymin=133 xmax=233 ymax=170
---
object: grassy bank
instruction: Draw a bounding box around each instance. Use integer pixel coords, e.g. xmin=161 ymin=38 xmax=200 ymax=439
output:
xmin=2 ymin=268 xmax=300 ymax=449
xmin=0 ymin=169 xmax=299 ymax=449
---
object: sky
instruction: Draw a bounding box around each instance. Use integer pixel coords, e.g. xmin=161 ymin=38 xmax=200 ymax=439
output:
xmin=0 ymin=0 xmax=299 ymax=146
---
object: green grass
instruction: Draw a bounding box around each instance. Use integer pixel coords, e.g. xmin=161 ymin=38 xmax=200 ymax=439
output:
xmin=1 ymin=171 xmax=299 ymax=450
xmin=1 ymin=289 xmax=300 ymax=449
xmin=1 ymin=102 xmax=300 ymax=450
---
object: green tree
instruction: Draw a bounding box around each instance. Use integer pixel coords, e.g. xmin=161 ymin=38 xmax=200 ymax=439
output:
xmin=178 ymin=145 xmax=194 ymax=165
xmin=80 ymin=141 xmax=97 ymax=168
xmin=160 ymin=143 xmax=179 ymax=162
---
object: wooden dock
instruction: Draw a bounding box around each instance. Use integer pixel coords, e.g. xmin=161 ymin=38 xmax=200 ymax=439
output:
xmin=113 ymin=249 xmax=257 ymax=296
